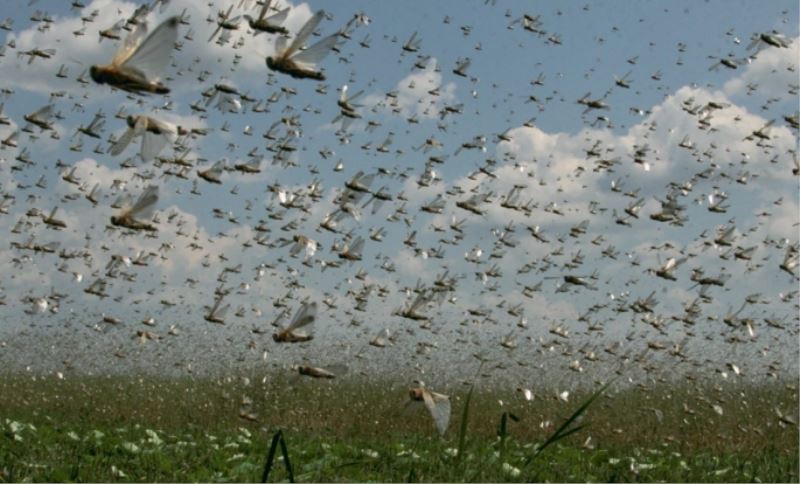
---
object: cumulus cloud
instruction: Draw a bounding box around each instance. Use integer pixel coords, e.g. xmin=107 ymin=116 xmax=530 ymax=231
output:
xmin=0 ymin=2 xmax=796 ymax=380
xmin=2 ymin=0 xmax=315 ymax=97
xmin=723 ymin=37 xmax=799 ymax=104
xmin=363 ymin=61 xmax=457 ymax=119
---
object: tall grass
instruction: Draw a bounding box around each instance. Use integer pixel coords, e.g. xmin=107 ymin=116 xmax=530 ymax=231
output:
xmin=0 ymin=373 xmax=797 ymax=482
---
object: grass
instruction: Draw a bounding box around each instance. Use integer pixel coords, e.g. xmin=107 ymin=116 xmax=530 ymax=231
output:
xmin=0 ymin=373 xmax=797 ymax=482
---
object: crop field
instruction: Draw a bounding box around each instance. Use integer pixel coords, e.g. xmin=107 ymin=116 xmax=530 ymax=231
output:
xmin=1 ymin=374 xmax=797 ymax=482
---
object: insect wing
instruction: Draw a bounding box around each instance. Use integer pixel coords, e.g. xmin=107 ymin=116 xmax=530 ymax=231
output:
xmin=358 ymin=172 xmax=376 ymax=189
xmin=112 ymin=20 xmax=149 ymax=66
xmin=210 ymin=159 xmax=226 ymax=177
xmin=141 ymin=121 xmax=175 ymax=161
xmin=110 ymin=116 xmax=146 ymax=156
xmin=129 ymin=185 xmax=159 ymax=219
xmin=266 ymin=6 xmax=290 ymax=25
xmin=346 ymin=89 xmax=365 ymax=106
xmin=31 ymin=104 xmax=54 ymax=121
xmin=304 ymin=239 xmax=317 ymax=258
xmin=325 ymin=363 xmax=348 ymax=377
xmin=341 ymin=85 xmax=365 ymax=107
xmin=141 ymin=130 xmax=171 ymax=161
xmin=208 ymin=24 xmax=223 ymax=42
xmin=406 ymin=31 xmax=418 ymax=47
xmin=291 ymin=32 xmax=337 ymax=70
xmin=285 ymin=9 xmax=325 ymax=57
xmin=120 ymin=16 xmax=179 ymax=81
xmin=112 ymin=193 xmax=133 ymax=210
xmin=371 ymin=328 xmax=389 ymax=346
xmin=422 ymin=390 xmax=450 ymax=436
xmin=287 ymin=301 xmax=317 ymax=332
xmin=349 ymin=236 xmax=364 ymax=256
xmin=92 ymin=116 xmax=106 ymax=132
xmin=274 ymin=35 xmax=289 ymax=56
xmin=214 ymin=303 xmax=230 ymax=319
xmin=256 ymin=0 xmax=273 ymax=20
xmin=287 ymin=240 xmax=302 ymax=257
xmin=409 ymin=292 xmax=428 ymax=312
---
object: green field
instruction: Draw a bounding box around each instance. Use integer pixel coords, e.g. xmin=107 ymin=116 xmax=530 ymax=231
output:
xmin=1 ymin=374 xmax=797 ymax=482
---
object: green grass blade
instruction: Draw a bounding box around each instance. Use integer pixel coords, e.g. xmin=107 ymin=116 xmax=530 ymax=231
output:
xmin=261 ymin=430 xmax=281 ymax=483
xmin=497 ymin=411 xmax=518 ymax=461
xmin=278 ymin=431 xmax=295 ymax=483
xmin=455 ymin=379 xmax=475 ymax=464
xmin=261 ymin=430 xmax=294 ymax=483
xmin=524 ymin=379 xmax=614 ymax=468
xmin=499 ymin=412 xmax=509 ymax=440
xmin=456 ymin=362 xmax=484 ymax=467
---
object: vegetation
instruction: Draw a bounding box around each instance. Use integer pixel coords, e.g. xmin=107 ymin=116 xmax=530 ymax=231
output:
xmin=1 ymin=373 xmax=797 ymax=482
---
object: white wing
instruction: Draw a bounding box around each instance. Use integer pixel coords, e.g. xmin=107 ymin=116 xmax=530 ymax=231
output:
xmin=346 ymin=89 xmax=364 ymax=105
xmin=113 ymin=21 xmax=149 ymax=66
xmin=349 ymin=236 xmax=364 ymax=255
xmin=217 ymin=304 xmax=230 ymax=319
xmin=422 ymin=390 xmax=451 ymax=436
xmin=120 ymin=16 xmax=179 ymax=81
xmin=216 ymin=94 xmax=242 ymax=113
xmin=110 ymin=116 xmax=146 ymax=156
xmin=92 ymin=116 xmax=106 ymax=132
xmin=289 ymin=240 xmax=303 ymax=257
xmin=129 ymin=185 xmax=159 ymax=218
xmin=141 ymin=129 xmax=173 ymax=161
xmin=267 ymin=6 xmax=290 ymax=25
xmin=112 ymin=193 xmax=133 ymax=209
xmin=285 ymin=9 xmax=324 ymax=56
xmin=30 ymin=104 xmax=54 ymax=121
xmin=287 ymin=301 xmax=317 ymax=331
xmin=291 ymin=33 xmax=337 ymax=69
xmin=325 ymin=363 xmax=348 ymax=377
xmin=212 ymin=302 xmax=230 ymax=319
xmin=357 ymin=172 xmax=376 ymax=189
xmin=257 ymin=0 xmax=273 ymax=20
xmin=208 ymin=159 xmax=226 ymax=176
xmin=304 ymin=239 xmax=317 ymax=258
xmin=141 ymin=118 xmax=177 ymax=161
xmin=274 ymin=35 xmax=288 ymax=55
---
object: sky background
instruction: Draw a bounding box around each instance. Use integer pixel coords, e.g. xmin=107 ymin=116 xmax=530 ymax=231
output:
xmin=0 ymin=0 xmax=797 ymax=388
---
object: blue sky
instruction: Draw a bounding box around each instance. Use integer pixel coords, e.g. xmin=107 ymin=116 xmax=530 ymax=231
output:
xmin=0 ymin=0 xmax=797 ymax=387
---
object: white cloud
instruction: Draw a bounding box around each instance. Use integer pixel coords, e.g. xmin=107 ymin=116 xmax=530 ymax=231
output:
xmin=2 ymin=0 xmax=315 ymax=96
xmin=0 ymin=2 xmax=797 ymax=380
xmin=723 ymin=37 xmax=800 ymax=103
xmin=364 ymin=61 xmax=457 ymax=119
